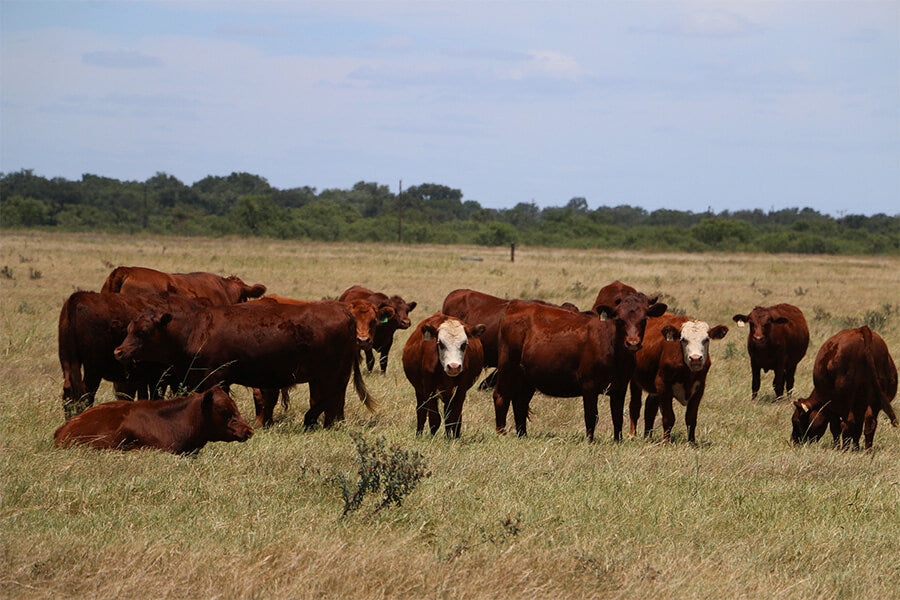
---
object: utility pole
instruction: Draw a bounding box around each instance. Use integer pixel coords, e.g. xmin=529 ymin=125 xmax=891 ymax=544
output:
xmin=397 ymin=179 xmax=403 ymax=243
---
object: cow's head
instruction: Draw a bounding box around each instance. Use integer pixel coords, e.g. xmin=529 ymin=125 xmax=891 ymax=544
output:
xmin=596 ymin=293 xmax=667 ymax=352
xmin=791 ymin=397 xmax=828 ymax=444
xmin=385 ymin=295 xmax=417 ymax=330
xmin=733 ymin=307 xmax=788 ymax=346
xmin=114 ymin=308 xmax=174 ymax=366
xmin=421 ymin=318 xmax=485 ymax=377
xmin=200 ymin=386 xmax=253 ymax=443
xmin=661 ymin=321 xmax=729 ymax=372
xmin=225 ymin=275 xmax=267 ymax=303
xmin=346 ymin=300 xmax=394 ymax=350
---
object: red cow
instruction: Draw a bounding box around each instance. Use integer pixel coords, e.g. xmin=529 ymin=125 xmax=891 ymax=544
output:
xmin=441 ymin=289 xmax=579 ymax=390
xmin=338 ymin=285 xmax=417 ymax=373
xmin=113 ymin=300 xmax=375 ymax=429
xmin=592 ymin=280 xmax=658 ymax=312
xmin=101 ymin=266 xmax=266 ymax=305
xmin=732 ymin=303 xmax=809 ymax=399
xmin=54 ymin=385 xmax=253 ymax=453
xmin=792 ymin=326 xmax=897 ymax=450
xmin=402 ymin=313 xmax=485 ymax=438
xmin=494 ymin=294 xmax=667 ymax=441
xmin=629 ymin=314 xmax=728 ymax=442
xmin=58 ymin=291 xmax=202 ymax=419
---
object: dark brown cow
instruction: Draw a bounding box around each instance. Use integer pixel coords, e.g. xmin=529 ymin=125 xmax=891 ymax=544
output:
xmin=58 ymin=291 xmax=202 ymax=419
xmin=494 ymin=295 xmax=666 ymax=441
xmin=441 ymin=289 xmax=579 ymax=390
xmin=402 ymin=313 xmax=485 ymax=438
xmin=338 ymin=285 xmax=417 ymax=373
xmin=732 ymin=303 xmax=809 ymax=399
xmin=792 ymin=326 xmax=897 ymax=450
xmin=591 ymin=280 xmax=658 ymax=312
xmin=102 ymin=266 xmax=266 ymax=305
xmin=629 ymin=314 xmax=728 ymax=442
xmin=114 ymin=300 xmax=374 ymax=429
xmin=54 ymin=385 xmax=252 ymax=453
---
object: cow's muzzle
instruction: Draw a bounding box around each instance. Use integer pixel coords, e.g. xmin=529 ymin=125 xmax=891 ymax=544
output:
xmin=444 ymin=363 xmax=462 ymax=377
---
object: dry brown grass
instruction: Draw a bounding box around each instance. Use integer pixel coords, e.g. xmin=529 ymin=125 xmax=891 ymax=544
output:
xmin=2 ymin=231 xmax=899 ymax=599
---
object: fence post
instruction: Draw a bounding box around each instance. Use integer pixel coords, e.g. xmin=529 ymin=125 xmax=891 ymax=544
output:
xmin=510 ymin=242 xmax=515 ymax=262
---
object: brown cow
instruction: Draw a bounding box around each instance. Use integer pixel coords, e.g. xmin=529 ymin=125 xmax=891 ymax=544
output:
xmin=58 ymin=291 xmax=202 ymax=419
xmin=402 ymin=313 xmax=485 ymax=438
xmin=494 ymin=295 xmax=667 ymax=441
xmin=732 ymin=303 xmax=809 ymax=399
xmin=791 ymin=326 xmax=897 ymax=450
xmin=629 ymin=314 xmax=728 ymax=442
xmin=54 ymin=385 xmax=252 ymax=453
xmin=102 ymin=266 xmax=266 ymax=305
xmin=441 ymin=289 xmax=579 ymax=390
xmin=591 ymin=280 xmax=658 ymax=312
xmin=113 ymin=300 xmax=374 ymax=429
xmin=338 ymin=285 xmax=417 ymax=373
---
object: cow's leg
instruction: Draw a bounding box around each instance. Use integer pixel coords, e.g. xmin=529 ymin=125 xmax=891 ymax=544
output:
xmin=511 ymin=386 xmax=535 ymax=437
xmin=80 ymin=373 xmax=102 ymax=414
xmin=608 ymin=385 xmax=628 ymax=441
xmin=773 ymin=360 xmax=786 ymax=399
xmin=364 ymin=348 xmax=376 ymax=372
xmin=750 ymin=359 xmax=761 ymax=401
xmin=113 ymin=382 xmax=137 ymax=402
xmin=443 ymin=387 xmax=465 ymax=439
xmin=785 ymin=363 xmax=798 ymax=399
xmin=684 ymin=393 xmax=702 ymax=444
xmin=643 ymin=394 xmax=659 ymax=437
xmin=414 ymin=387 xmax=431 ymax=435
xmin=254 ymin=388 xmax=279 ymax=429
xmin=583 ymin=392 xmax=599 ymax=442
xmin=659 ymin=393 xmax=677 ymax=442
xmin=628 ymin=380 xmax=643 ymax=437
xmin=493 ymin=366 xmax=515 ymax=434
xmin=426 ymin=391 xmax=443 ymax=435
xmin=844 ymin=413 xmax=863 ymax=450
xmin=378 ymin=340 xmax=393 ymax=373
xmin=829 ymin=416 xmax=842 ymax=447
xmin=863 ymin=406 xmax=878 ymax=451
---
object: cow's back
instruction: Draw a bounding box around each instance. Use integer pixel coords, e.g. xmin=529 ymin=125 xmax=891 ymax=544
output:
xmin=54 ymin=400 xmax=134 ymax=448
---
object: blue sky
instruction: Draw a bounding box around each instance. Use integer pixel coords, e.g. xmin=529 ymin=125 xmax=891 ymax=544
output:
xmin=2 ymin=1 xmax=898 ymax=215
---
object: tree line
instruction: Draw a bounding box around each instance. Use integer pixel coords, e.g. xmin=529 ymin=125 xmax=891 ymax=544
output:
xmin=1 ymin=169 xmax=897 ymax=255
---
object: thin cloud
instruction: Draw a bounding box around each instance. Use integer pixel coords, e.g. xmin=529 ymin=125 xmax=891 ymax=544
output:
xmin=637 ymin=9 xmax=762 ymax=38
xmin=82 ymin=50 xmax=164 ymax=69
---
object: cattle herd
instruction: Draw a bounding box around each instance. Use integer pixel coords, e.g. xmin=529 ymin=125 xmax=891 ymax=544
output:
xmin=53 ymin=266 xmax=897 ymax=454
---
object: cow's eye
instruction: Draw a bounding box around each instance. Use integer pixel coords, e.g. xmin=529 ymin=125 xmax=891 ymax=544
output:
xmin=437 ymin=340 xmax=445 ymax=349
xmin=460 ymin=341 xmax=467 ymax=351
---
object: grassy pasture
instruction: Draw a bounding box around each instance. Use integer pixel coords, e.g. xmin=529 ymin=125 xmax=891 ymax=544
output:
xmin=1 ymin=231 xmax=899 ymax=600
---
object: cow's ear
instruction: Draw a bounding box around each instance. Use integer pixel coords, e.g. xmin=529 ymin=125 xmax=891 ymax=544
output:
xmin=377 ymin=306 xmax=395 ymax=323
xmin=407 ymin=301 xmax=417 ymax=312
xmin=201 ymin=389 xmax=215 ymax=410
xmin=793 ymin=399 xmax=810 ymax=413
xmin=470 ymin=324 xmax=486 ymax=338
xmin=732 ymin=314 xmax=748 ymax=326
xmin=245 ymin=284 xmax=267 ymax=299
xmin=421 ymin=324 xmax=437 ymax=341
xmin=708 ymin=325 xmax=729 ymax=340
xmin=158 ymin=313 xmax=173 ymax=328
xmin=773 ymin=316 xmax=789 ymax=324
xmin=662 ymin=325 xmax=681 ymax=342
xmin=647 ymin=303 xmax=667 ymax=318
xmin=647 ymin=295 xmax=659 ymax=305
xmin=595 ymin=305 xmax=615 ymax=320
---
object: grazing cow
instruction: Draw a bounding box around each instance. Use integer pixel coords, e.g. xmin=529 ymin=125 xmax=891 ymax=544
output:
xmin=58 ymin=291 xmax=201 ymax=419
xmin=441 ymin=289 xmax=579 ymax=390
xmin=629 ymin=314 xmax=728 ymax=442
xmin=591 ymin=280 xmax=658 ymax=312
xmin=494 ymin=294 xmax=667 ymax=441
xmin=402 ymin=314 xmax=485 ymax=438
xmin=338 ymin=285 xmax=417 ymax=373
xmin=54 ymin=385 xmax=252 ymax=453
xmin=102 ymin=266 xmax=266 ymax=305
xmin=791 ymin=326 xmax=897 ymax=450
xmin=732 ymin=303 xmax=809 ymax=399
xmin=114 ymin=300 xmax=374 ymax=429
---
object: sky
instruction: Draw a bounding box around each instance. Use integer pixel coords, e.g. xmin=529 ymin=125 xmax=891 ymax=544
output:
xmin=1 ymin=1 xmax=898 ymax=215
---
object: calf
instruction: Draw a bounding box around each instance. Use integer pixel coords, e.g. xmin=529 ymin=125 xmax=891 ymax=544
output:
xmin=102 ymin=266 xmax=266 ymax=305
xmin=792 ymin=326 xmax=897 ymax=450
xmin=54 ymin=385 xmax=252 ymax=453
xmin=339 ymin=285 xmax=417 ymax=373
xmin=494 ymin=294 xmax=666 ymax=441
xmin=733 ymin=303 xmax=809 ymax=399
xmin=58 ymin=291 xmax=201 ymax=419
xmin=629 ymin=314 xmax=728 ymax=442
xmin=402 ymin=314 xmax=485 ymax=438
xmin=114 ymin=300 xmax=375 ymax=429
xmin=441 ymin=289 xmax=579 ymax=390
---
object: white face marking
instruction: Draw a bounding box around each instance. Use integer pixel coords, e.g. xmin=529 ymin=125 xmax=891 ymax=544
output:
xmin=679 ymin=320 xmax=710 ymax=370
xmin=436 ymin=319 xmax=469 ymax=376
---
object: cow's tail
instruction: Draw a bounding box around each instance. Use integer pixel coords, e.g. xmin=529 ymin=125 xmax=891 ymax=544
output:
xmin=353 ymin=352 xmax=377 ymax=412
xmin=100 ymin=266 xmax=129 ymax=293
xmin=861 ymin=326 xmax=898 ymax=427
xmin=58 ymin=294 xmax=86 ymax=419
